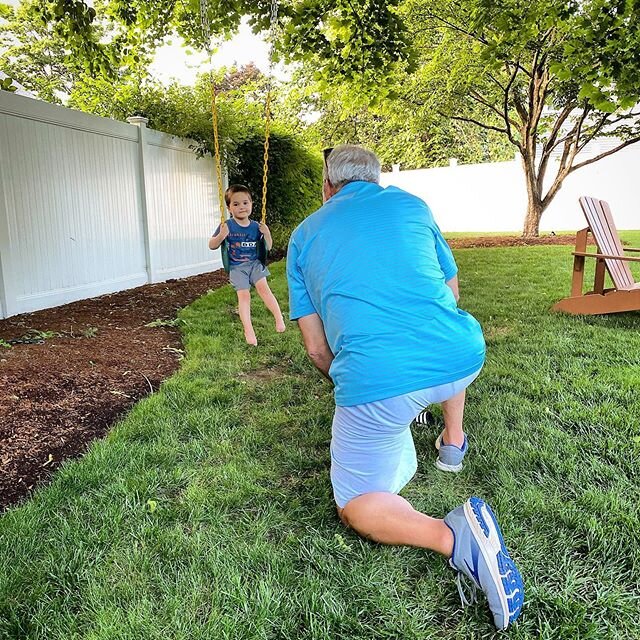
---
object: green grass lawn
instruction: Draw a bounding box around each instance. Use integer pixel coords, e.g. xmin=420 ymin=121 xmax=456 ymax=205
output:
xmin=1 ymin=234 xmax=639 ymax=640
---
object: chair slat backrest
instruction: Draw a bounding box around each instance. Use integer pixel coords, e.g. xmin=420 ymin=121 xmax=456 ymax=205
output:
xmin=579 ymin=197 xmax=635 ymax=290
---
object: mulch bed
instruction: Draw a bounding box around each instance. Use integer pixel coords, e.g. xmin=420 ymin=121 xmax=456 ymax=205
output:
xmin=0 ymin=236 xmax=575 ymax=511
xmin=447 ymin=234 xmax=576 ymax=249
xmin=0 ymin=271 xmax=227 ymax=511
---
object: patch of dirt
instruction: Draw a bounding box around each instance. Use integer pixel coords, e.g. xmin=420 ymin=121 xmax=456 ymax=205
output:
xmin=238 ymin=366 xmax=287 ymax=384
xmin=447 ymin=234 xmax=578 ymax=249
xmin=0 ymin=271 xmax=227 ymax=511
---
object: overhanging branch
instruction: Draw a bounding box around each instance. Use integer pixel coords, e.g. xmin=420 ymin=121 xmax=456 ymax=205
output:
xmin=570 ymin=136 xmax=640 ymax=172
xmin=442 ymin=112 xmax=510 ymax=135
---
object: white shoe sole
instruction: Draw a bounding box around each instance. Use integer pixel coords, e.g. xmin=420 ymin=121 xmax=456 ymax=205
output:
xmin=463 ymin=499 xmax=510 ymax=629
xmin=435 ymin=432 xmax=464 ymax=472
xmin=435 ymin=458 xmax=463 ymax=473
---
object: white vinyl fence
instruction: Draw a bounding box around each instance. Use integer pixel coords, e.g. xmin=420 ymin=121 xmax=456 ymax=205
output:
xmin=0 ymin=91 xmax=223 ymax=319
xmin=381 ymin=146 xmax=640 ymax=233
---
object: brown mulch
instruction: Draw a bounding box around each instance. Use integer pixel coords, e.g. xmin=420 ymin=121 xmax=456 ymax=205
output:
xmin=0 ymin=270 xmax=228 ymax=511
xmin=0 ymin=237 xmax=573 ymax=512
xmin=447 ymin=234 xmax=577 ymax=249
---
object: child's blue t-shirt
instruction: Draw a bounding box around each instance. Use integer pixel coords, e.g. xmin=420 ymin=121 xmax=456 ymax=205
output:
xmin=287 ymin=181 xmax=486 ymax=407
xmin=215 ymin=219 xmax=261 ymax=266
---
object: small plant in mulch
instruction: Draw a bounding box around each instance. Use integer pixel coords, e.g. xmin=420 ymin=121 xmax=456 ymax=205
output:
xmin=7 ymin=329 xmax=62 ymax=345
xmin=0 ymin=339 xmax=10 ymax=348
xmin=6 ymin=327 xmax=100 ymax=345
xmin=145 ymin=318 xmax=185 ymax=328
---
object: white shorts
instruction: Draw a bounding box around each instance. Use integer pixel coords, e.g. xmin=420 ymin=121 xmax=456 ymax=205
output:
xmin=330 ymin=369 xmax=482 ymax=508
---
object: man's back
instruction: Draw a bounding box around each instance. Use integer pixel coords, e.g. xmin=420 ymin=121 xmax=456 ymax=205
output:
xmin=288 ymin=181 xmax=485 ymax=406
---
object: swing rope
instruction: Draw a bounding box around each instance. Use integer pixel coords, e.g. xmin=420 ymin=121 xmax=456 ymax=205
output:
xmin=200 ymin=0 xmax=279 ymax=229
xmin=200 ymin=1 xmax=226 ymax=226
xmin=210 ymin=82 xmax=226 ymax=223
xmin=260 ymin=0 xmax=279 ymax=225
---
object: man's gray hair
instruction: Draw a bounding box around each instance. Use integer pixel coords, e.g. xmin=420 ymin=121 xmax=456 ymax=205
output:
xmin=325 ymin=145 xmax=381 ymax=189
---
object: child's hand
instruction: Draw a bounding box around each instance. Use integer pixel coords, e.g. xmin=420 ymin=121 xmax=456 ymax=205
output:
xmin=218 ymin=222 xmax=229 ymax=240
xmin=259 ymin=223 xmax=270 ymax=235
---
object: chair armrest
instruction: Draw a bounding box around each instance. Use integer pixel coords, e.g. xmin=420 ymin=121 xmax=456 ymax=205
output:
xmin=623 ymin=247 xmax=640 ymax=253
xmin=572 ymin=251 xmax=640 ymax=263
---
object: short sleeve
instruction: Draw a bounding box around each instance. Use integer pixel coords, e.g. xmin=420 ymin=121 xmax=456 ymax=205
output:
xmin=286 ymin=234 xmax=317 ymax=320
xmin=212 ymin=224 xmax=221 ymax=236
xmin=432 ymin=225 xmax=458 ymax=281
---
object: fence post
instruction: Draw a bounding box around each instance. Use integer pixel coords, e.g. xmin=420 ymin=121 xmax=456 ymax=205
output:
xmin=0 ymin=121 xmax=17 ymax=318
xmin=127 ymin=116 xmax=157 ymax=283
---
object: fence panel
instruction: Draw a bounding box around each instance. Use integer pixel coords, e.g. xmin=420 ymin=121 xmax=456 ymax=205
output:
xmin=381 ymin=147 xmax=640 ymax=233
xmin=144 ymin=128 xmax=222 ymax=281
xmin=0 ymin=92 xmax=222 ymax=319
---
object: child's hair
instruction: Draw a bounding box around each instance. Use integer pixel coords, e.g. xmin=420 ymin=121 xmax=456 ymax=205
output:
xmin=225 ymin=184 xmax=252 ymax=207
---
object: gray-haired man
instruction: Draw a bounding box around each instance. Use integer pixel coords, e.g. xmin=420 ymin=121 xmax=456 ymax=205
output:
xmin=286 ymin=144 xmax=524 ymax=629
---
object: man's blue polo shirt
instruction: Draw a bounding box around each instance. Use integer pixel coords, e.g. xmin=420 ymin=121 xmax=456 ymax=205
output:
xmin=287 ymin=181 xmax=485 ymax=407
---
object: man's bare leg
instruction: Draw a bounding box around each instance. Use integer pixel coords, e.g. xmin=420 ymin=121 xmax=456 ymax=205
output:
xmin=441 ymin=389 xmax=466 ymax=448
xmin=339 ymin=492 xmax=453 ymax=556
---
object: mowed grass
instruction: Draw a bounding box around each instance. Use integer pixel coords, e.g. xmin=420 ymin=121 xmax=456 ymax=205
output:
xmin=1 ymin=233 xmax=639 ymax=640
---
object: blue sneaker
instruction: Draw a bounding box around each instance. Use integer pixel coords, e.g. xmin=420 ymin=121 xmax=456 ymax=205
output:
xmin=444 ymin=497 xmax=524 ymax=630
xmin=435 ymin=431 xmax=467 ymax=472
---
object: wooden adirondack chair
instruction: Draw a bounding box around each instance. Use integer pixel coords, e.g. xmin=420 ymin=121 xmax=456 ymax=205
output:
xmin=553 ymin=197 xmax=640 ymax=314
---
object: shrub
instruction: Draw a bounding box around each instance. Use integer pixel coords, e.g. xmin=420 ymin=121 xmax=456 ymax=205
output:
xmin=228 ymin=128 xmax=323 ymax=252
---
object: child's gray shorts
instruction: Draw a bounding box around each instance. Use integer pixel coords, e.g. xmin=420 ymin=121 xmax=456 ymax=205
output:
xmin=229 ymin=260 xmax=270 ymax=291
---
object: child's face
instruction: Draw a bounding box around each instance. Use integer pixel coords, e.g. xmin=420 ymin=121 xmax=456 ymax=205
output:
xmin=228 ymin=192 xmax=252 ymax=220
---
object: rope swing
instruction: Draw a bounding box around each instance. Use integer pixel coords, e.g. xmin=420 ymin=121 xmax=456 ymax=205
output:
xmin=200 ymin=0 xmax=279 ymax=272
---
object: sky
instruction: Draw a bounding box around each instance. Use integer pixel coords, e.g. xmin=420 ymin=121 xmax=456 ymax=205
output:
xmin=149 ymin=18 xmax=288 ymax=85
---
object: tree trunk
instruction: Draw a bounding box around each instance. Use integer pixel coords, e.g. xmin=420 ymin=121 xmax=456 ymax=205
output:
xmin=523 ymin=198 xmax=544 ymax=238
xmin=520 ymin=152 xmax=544 ymax=238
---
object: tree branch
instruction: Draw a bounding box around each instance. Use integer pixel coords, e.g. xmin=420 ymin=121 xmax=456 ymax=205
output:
xmin=502 ymin=63 xmax=520 ymax=144
xmin=575 ymin=113 xmax=612 ymax=152
xmin=538 ymin=103 xmax=583 ymax=189
xmin=469 ymin=90 xmax=518 ymax=128
xmin=569 ymin=137 xmax=640 ymax=172
xmin=540 ymin=103 xmax=575 ymax=155
xmin=442 ymin=112 xmax=510 ymax=135
xmin=487 ymin=72 xmax=506 ymax=91
xmin=411 ymin=13 xmax=489 ymax=46
xmin=542 ymin=107 xmax=594 ymax=204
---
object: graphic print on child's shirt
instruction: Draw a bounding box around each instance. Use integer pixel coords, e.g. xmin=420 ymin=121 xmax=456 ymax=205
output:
xmin=215 ymin=219 xmax=261 ymax=265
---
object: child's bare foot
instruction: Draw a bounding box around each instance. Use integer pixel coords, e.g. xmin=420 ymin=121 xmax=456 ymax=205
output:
xmin=275 ymin=317 xmax=286 ymax=333
xmin=244 ymin=330 xmax=258 ymax=346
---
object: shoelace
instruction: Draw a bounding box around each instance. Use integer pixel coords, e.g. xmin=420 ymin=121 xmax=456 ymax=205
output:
xmin=455 ymin=571 xmax=478 ymax=608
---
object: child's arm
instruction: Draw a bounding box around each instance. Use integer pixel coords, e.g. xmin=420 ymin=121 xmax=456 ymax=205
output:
xmin=208 ymin=222 xmax=229 ymax=250
xmin=259 ymin=223 xmax=273 ymax=251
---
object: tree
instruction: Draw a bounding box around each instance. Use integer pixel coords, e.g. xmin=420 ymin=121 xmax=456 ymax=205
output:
xmin=0 ymin=0 xmax=83 ymax=102
xmin=281 ymin=66 xmax=513 ymax=170
xmin=37 ymin=0 xmax=410 ymax=90
xmin=40 ymin=0 xmax=640 ymax=236
xmin=402 ymin=0 xmax=640 ymax=236
xmin=0 ymin=0 xmax=155 ymax=103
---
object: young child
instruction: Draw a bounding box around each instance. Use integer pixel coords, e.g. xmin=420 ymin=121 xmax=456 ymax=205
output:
xmin=209 ymin=184 xmax=286 ymax=346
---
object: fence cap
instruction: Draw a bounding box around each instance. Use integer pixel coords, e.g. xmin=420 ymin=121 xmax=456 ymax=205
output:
xmin=127 ymin=116 xmax=149 ymax=126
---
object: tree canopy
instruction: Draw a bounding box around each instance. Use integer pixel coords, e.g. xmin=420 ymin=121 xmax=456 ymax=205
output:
xmin=404 ymin=0 xmax=640 ymax=234
xmin=10 ymin=0 xmax=640 ymax=235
